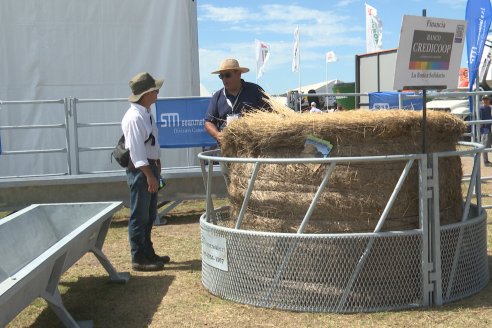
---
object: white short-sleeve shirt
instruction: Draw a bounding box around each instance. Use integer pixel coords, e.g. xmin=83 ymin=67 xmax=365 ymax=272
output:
xmin=121 ymin=103 xmax=160 ymax=168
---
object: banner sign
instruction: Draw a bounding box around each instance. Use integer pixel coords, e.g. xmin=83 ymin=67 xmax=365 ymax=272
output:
xmin=256 ymin=39 xmax=271 ymax=80
xmin=459 ymin=67 xmax=470 ymax=88
xmin=365 ymin=3 xmax=383 ymax=53
xmin=369 ymin=92 xmax=423 ymax=110
xmin=155 ymin=97 xmax=216 ymax=148
xmin=466 ymin=0 xmax=492 ymax=91
xmin=292 ymin=25 xmax=300 ymax=72
xmin=201 ymin=229 xmax=228 ymax=271
xmin=393 ymin=15 xmax=467 ymax=90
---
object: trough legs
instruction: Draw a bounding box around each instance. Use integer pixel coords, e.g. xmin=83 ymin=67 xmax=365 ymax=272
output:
xmin=90 ymin=218 xmax=130 ymax=283
xmin=40 ymin=253 xmax=93 ymax=328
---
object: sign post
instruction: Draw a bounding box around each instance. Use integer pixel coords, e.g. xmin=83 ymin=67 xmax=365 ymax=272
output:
xmin=393 ymin=14 xmax=467 ymax=307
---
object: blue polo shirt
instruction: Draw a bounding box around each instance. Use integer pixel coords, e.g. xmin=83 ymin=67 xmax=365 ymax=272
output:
xmin=205 ymin=80 xmax=268 ymax=131
xmin=480 ymin=105 xmax=492 ymax=134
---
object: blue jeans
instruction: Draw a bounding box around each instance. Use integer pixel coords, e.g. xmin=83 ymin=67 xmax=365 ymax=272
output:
xmin=481 ymin=133 xmax=492 ymax=163
xmin=126 ymin=164 xmax=158 ymax=263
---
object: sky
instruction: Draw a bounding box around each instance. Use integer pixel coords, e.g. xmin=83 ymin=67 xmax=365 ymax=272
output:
xmin=197 ymin=0 xmax=469 ymax=95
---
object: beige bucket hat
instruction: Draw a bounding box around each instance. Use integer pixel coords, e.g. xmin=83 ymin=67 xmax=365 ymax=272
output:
xmin=128 ymin=72 xmax=164 ymax=102
xmin=211 ymin=58 xmax=250 ymax=74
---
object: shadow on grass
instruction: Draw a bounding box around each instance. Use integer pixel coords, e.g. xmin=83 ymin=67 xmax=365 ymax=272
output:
xmin=110 ymin=213 xmax=202 ymax=229
xmin=168 ymin=259 xmax=202 ymax=272
xmin=29 ymin=274 xmax=175 ymax=328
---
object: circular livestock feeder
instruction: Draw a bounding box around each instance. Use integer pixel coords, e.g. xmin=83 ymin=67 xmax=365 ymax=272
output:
xmin=198 ymin=142 xmax=488 ymax=313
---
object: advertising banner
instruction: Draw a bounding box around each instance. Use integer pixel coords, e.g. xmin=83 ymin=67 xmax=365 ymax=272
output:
xmin=393 ymin=15 xmax=467 ymax=90
xmin=465 ymin=0 xmax=492 ymax=90
xmin=292 ymin=26 xmax=300 ymax=72
xmin=155 ymin=97 xmax=216 ymax=148
xmin=365 ymin=3 xmax=383 ymax=53
xmin=256 ymin=39 xmax=271 ymax=80
xmin=459 ymin=67 xmax=470 ymax=88
xmin=368 ymin=92 xmax=423 ymax=110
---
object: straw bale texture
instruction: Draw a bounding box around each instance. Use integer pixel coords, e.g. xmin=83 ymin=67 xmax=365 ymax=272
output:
xmin=220 ymin=104 xmax=466 ymax=233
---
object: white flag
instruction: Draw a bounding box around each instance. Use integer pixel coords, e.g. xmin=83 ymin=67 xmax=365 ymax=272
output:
xmin=255 ymin=39 xmax=271 ymax=80
xmin=292 ymin=26 xmax=300 ymax=72
xmin=365 ymin=3 xmax=383 ymax=52
xmin=326 ymin=51 xmax=337 ymax=63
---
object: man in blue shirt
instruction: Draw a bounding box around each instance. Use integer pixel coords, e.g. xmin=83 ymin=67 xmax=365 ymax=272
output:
xmin=480 ymin=95 xmax=492 ymax=166
xmin=205 ymin=58 xmax=269 ymax=144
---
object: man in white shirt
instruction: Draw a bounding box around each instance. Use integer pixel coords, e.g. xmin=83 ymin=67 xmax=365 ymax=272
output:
xmin=122 ymin=72 xmax=170 ymax=271
xmin=309 ymin=101 xmax=322 ymax=113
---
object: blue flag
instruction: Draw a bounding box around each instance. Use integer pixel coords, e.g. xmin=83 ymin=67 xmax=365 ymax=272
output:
xmin=466 ymin=0 xmax=492 ymax=91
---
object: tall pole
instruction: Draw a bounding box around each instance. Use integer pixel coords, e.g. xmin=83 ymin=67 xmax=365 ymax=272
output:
xmin=298 ymin=26 xmax=302 ymax=112
xmin=326 ymin=60 xmax=328 ymax=108
xmin=422 ymin=8 xmax=427 ymax=154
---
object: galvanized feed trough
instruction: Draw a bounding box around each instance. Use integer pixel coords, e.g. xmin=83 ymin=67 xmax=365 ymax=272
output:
xmin=0 ymin=202 xmax=129 ymax=328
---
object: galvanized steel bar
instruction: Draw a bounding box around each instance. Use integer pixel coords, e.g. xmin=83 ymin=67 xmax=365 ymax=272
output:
xmin=419 ymin=155 xmax=431 ymax=307
xmin=63 ymin=98 xmax=72 ymax=175
xmin=446 ymin=152 xmax=481 ymax=300
xmin=235 ymin=162 xmax=261 ymax=230
xmin=72 ymin=98 xmax=81 ymax=174
xmin=476 ymin=153 xmax=482 ymax=210
xmin=461 ymin=153 xmax=479 ymax=222
xmin=297 ymin=163 xmax=336 ymax=234
xmin=431 ymin=153 xmax=442 ymax=305
xmin=336 ymin=159 xmax=415 ymax=311
xmin=0 ymin=148 xmax=67 ymax=155
xmin=78 ymin=146 xmax=114 ymax=152
xmin=374 ymin=159 xmax=414 ymax=232
xmin=77 ymin=122 xmax=121 ymax=127
xmin=0 ymin=99 xmax=64 ymax=105
xmin=0 ymin=124 xmax=66 ymax=130
xmin=205 ymin=159 xmax=215 ymax=223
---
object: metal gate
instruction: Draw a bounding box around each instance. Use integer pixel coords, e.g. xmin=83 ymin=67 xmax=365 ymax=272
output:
xmin=198 ymin=142 xmax=488 ymax=312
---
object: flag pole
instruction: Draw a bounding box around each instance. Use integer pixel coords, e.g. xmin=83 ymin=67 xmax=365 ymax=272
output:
xmin=255 ymin=39 xmax=258 ymax=84
xmin=298 ymin=26 xmax=302 ymax=112
xmin=325 ymin=58 xmax=328 ymax=108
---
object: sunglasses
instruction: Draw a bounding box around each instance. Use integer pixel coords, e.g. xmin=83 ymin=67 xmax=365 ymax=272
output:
xmin=219 ymin=72 xmax=234 ymax=80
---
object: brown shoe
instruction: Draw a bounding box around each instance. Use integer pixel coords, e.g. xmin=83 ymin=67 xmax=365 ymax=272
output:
xmin=132 ymin=259 xmax=164 ymax=271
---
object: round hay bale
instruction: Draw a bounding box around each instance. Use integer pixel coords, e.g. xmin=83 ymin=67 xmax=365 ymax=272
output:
xmin=220 ymin=105 xmax=466 ymax=233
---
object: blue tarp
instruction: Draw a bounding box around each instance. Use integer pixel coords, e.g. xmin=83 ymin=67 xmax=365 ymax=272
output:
xmin=155 ymin=97 xmax=216 ymax=148
xmin=368 ymin=92 xmax=423 ymax=110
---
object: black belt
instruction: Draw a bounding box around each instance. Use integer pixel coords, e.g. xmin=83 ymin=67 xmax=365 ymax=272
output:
xmin=148 ymin=159 xmax=159 ymax=165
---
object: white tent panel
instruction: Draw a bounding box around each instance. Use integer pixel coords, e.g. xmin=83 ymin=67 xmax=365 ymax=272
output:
xmin=0 ymin=0 xmax=200 ymax=177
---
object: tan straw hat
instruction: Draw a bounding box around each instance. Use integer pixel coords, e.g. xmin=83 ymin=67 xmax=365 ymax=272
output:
xmin=211 ymin=58 xmax=250 ymax=74
xmin=128 ymin=72 xmax=164 ymax=102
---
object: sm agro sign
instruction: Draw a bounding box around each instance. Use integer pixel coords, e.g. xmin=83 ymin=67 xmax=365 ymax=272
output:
xmin=394 ymin=15 xmax=467 ymax=90
xmin=155 ymin=97 xmax=216 ymax=148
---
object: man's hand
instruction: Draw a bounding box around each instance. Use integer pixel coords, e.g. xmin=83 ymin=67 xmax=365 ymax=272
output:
xmin=216 ymin=132 xmax=223 ymax=144
xmin=140 ymin=165 xmax=159 ymax=193
xmin=205 ymin=121 xmax=222 ymax=145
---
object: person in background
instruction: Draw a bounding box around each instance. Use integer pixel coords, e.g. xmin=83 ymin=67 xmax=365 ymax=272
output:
xmin=309 ymin=101 xmax=322 ymax=113
xmin=480 ymin=95 xmax=492 ymax=167
xmin=205 ymin=58 xmax=269 ymax=145
xmin=122 ymin=72 xmax=170 ymax=271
